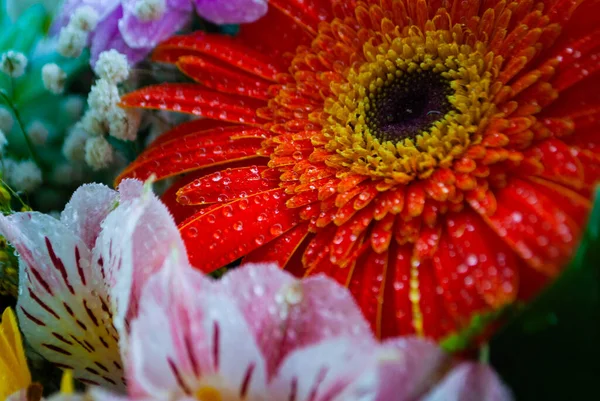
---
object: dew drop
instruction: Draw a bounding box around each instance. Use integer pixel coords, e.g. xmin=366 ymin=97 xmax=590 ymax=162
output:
xmin=270 ymin=224 xmax=283 ymax=236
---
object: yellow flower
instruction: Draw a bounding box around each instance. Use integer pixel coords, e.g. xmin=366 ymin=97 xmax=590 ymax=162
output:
xmin=0 ymin=307 xmax=31 ymax=400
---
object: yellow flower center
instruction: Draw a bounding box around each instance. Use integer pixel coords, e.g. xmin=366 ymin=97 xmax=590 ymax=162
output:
xmin=322 ymin=27 xmax=501 ymax=183
xmin=195 ymin=386 xmax=223 ymax=401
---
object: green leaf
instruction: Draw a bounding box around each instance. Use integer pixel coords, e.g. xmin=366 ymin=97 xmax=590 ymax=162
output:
xmin=440 ymin=306 xmax=512 ymax=353
xmin=490 ymin=186 xmax=600 ymax=400
xmin=0 ymin=4 xmax=46 ymax=53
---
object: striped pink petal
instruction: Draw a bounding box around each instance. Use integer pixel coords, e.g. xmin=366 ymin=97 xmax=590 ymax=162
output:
xmin=128 ymin=254 xmax=268 ymax=399
xmin=0 ymin=211 xmax=124 ymax=389
xmin=217 ymin=263 xmax=375 ymax=377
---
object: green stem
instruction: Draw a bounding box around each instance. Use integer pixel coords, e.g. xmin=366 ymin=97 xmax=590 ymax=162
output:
xmin=0 ymin=91 xmax=41 ymax=167
xmin=0 ymin=177 xmax=28 ymax=212
xmin=479 ymin=343 xmax=490 ymax=364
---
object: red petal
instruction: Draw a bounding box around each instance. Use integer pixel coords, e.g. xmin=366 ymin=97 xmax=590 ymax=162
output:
xmin=180 ymin=189 xmax=301 ymax=272
xmin=270 ymin=0 xmax=333 ymax=36
xmin=526 ymin=139 xmax=585 ymax=189
xmin=160 ymin=171 xmax=211 ymax=224
xmin=416 ymin=258 xmax=457 ymax=340
xmin=473 ymin=178 xmax=580 ymax=275
xmin=380 ymin=244 xmax=415 ymax=338
xmin=370 ymin=213 xmax=396 ymax=254
xmin=239 ymin=5 xmax=314 ymax=60
xmin=243 ymin=223 xmax=310 ymax=267
xmin=446 ymin=212 xmax=519 ymax=309
xmin=330 ymin=206 xmax=375 ymax=267
xmin=527 ymin=176 xmax=591 ymax=226
xmin=302 ymin=224 xmax=336 ymax=269
xmin=120 ymin=84 xmax=267 ymax=125
xmin=118 ymin=126 xmax=269 ymax=182
xmin=177 ymin=56 xmax=272 ymax=100
xmin=153 ymin=33 xmax=284 ymax=81
xmin=177 ymin=166 xmax=279 ymax=205
xmin=159 ymin=159 xmax=270 ymax=223
xmin=348 ymin=249 xmax=389 ymax=337
xmin=151 ymin=119 xmax=236 ymax=148
xmin=433 ymin=232 xmax=487 ymax=327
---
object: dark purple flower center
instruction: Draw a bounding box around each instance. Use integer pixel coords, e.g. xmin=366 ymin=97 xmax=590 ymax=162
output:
xmin=365 ymin=69 xmax=454 ymax=143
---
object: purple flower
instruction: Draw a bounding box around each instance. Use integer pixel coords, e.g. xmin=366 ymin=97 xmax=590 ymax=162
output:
xmin=54 ymin=0 xmax=268 ymax=65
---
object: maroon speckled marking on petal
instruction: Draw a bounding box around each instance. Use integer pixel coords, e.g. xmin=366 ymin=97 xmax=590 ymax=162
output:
xmin=75 ymin=246 xmax=87 ymax=286
xmin=83 ymin=299 xmax=99 ymax=327
xmin=240 ymin=363 xmax=256 ymax=398
xmin=30 ymin=266 xmax=53 ymax=295
xmin=168 ymin=357 xmax=191 ymax=394
xmin=45 ymin=237 xmax=74 ymax=294
xmin=213 ymin=321 xmax=220 ymax=370
xmin=20 ymin=307 xmax=46 ymax=326
xmin=42 ymin=343 xmax=72 ymax=356
xmin=28 ymin=288 xmax=60 ymax=319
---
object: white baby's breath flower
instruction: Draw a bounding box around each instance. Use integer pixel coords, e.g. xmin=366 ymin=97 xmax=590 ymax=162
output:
xmin=51 ymin=163 xmax=83 ymax=186
xmin=0 ymin=50 xmax=28 ymax=78
xmin=0 ymin=129 xmax=7 ymax=150
xmin=107 ymin=107 xmax=141 ymax=141
xmin=63 ymin=123 xmax=89 ymax=161
xmin=6 ymin=159 xmax=42 ymax=193
xmin=48 ymin=210 xmax=62 ymax=220
xmin=57 ymin=25 xmax=88 ymax=58
xmin=42 ymin=63 xmax=67 ymax=94
xmin=26 ymin=120 xmax=49 ymax=145
xmin=0 ymin=107 xmax=13 ymax=133
xmin=81 ymin=109 xmax=106 ymax=136
xmin=94 ymin=50 xmax=130 ymax=84
xmin=85 ymin=135 xmax=114 ymax=170
xmin=63 ymin=96 xmax=85 ymax=120
xmin=70 ymin=6 xmax=99 ymax=32
xmin=145 ymin=117 xmax=170 ymax=146
xmin=134 ymin=0 xmax=167 ymax=21
xmin=87 ymin=79 xmax=120 ymax=115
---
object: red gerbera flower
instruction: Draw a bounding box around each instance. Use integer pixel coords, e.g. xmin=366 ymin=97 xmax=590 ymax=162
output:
xmin=118 ymin=0 xmax=600 ymax=341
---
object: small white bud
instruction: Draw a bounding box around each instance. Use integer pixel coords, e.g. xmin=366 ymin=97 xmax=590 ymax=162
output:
xmin=0 ymin=129 xmax=7 ymax=149
xmin=0 ymin=107 xmax=13 ymax=133
xmin=145 ymin=118 xmax=170 ymax=146
xmin=57 ymin=25 xmax=88 ymax=58
xmin=94 ymin=49 xmax=130 ymax=84
xmin=51 ymin=163 xmax=83 ymax=186
xmin=70 ymin=6 xmax=99 ymax=32
xmin=63 ymin=123 xmax=89 ymax=161
xmin=107 ymin=107 xmax=141 ymax=141
xmin=26 ymin=120 xmax=49 ymax=145
xmin=48 ymin=210 xmax=62 ymax=220
xmin=134 ymin=0 xmax=167 ymax=21
xmin=6 ymin=159 xmax=42 ymax=193
xmin=85 ymin=135 xmax=114 ymax=170
xmin=81 ymin=109 xmax=106 ymax=136
xmin=87 ymin=78 xmax=120 ymax=115
xmin=0 ymin=50 xmax=28 ymax=78
xmin=42 ymin=63 xmax=67 ymax=94
xmin=63 ymin=96 xmax=85 ymax=120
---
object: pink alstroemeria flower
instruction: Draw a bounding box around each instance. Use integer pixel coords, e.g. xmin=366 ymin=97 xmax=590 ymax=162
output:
xmin=91 ymin=260 xmax=513 ymax=400
xmin=55 ymin=0 xmax=268 ymax=65
xmin=0 ymin=179 xmax=188 ymax=390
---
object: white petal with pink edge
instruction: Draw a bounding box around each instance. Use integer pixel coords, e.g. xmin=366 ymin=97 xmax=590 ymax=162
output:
xmin=268 ymin=337 xmax=377 ymax=401
xmin=60 ymin=183 xmax=118 ymax=250
xmin=217 ymin=263 xmax=376 ymax=376
xmin=128 ymin=253 xmax=268 ymax=400
xmin=420 ymin=362 xmax=514 ymax=401
xmin=94 ymin=179 xmax=188 ymax=339
xmin=0 ymin=211 xmax=125 ymax=389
